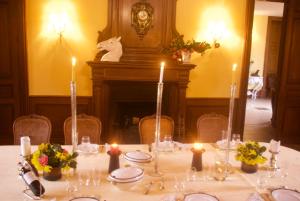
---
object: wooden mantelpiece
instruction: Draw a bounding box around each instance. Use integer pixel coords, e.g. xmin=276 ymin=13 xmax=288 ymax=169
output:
xmin=88 ymin=60 xmax=195 ymax=142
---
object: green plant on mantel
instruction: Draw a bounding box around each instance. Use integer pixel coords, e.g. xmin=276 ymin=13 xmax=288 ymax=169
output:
xmin=163 ymin=32 xmax=217 ymax=61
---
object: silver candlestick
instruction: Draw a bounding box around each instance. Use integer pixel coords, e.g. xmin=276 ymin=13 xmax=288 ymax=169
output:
xmin=70 ymin=81 xmax=78 ymax=153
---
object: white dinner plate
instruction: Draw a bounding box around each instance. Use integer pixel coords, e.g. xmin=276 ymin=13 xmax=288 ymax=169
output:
xmin=124 ymin=156 xmax=151 ymax=163
xmin=77 ymin=144 xmax=99 ymax=154
xmin=110 ymin=167 xmax=144 ymax=181
xmin=272 ymin=188 xmax=300 ymax=201
xmin=69 ymin=197 xmax=99 ymax=201
xmin=124 ymin=151 xmax=152 ymax=161
xmin=184 ymin=193 xmax=219 ymax=201
xmin=107 ymin=173 xmax=144 ymax=183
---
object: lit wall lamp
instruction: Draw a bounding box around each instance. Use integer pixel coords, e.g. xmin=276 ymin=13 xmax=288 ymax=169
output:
xmin=207 ymin=21 xmax=229 ymax=48
xmin=49 ymin=13 xmax=68 ymax=43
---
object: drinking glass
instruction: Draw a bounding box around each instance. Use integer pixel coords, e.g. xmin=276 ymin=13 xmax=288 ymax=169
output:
xmin=232 ymin=133 xmax=241 ymax=144
xmin=213 ymin=155 xmax=227 ymax=181
xmin=163 ymin=135 xmax=174 ymax=152
xmin=81 ymin=136 xmax=91 ymax=145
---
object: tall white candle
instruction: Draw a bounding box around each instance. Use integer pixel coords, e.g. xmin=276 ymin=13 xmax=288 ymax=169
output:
xmin=231 ymin=63 xmax=237 ymax=85
xmin=71 ymin=56 xmax=77 ymax=82
xmin=159 ymin=62 xmax=165 ymax=83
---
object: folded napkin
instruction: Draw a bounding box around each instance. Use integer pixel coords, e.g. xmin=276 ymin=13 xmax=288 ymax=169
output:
xmin=269 ymin=139 xmax=280 ymax=153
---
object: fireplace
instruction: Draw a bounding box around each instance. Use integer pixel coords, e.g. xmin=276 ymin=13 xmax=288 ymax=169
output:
xmin=87 ymin=0 xmax=196 ymax=143
xmin=88 ymin=61 xmax=195 ymax=143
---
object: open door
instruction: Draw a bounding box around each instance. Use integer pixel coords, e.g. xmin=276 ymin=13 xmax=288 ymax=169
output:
xmin=276 ymin=0 xmax=300 ymax=145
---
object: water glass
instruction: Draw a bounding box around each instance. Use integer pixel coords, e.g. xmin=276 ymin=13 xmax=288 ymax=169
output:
xmin=232 ymin=134 xmax=241 ymax=143
xmin=81 ymin=136 xmax=91 ymax=145
xmin=163 ymin=135 xmax=174 ymax=152
xmin=213 ymin=156 xmax=227 ymax=181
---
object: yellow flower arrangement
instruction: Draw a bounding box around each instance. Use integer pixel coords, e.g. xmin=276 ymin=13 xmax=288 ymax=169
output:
xmin=235 ymin=141 xmax=267 ymax=166
xmin=31 ymin=143 xmax=77 ymax=173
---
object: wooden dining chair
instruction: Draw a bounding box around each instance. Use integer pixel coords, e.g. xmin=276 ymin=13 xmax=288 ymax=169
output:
xmin=196 ymin=113 xmax=228 ymax=143
xmin=139 ymin=115 xmax=174 ymax=144
xmin=13 ymin=114 xmax=52 ymax=145
xmin=64 ymin=113 xmax=102 ymax=144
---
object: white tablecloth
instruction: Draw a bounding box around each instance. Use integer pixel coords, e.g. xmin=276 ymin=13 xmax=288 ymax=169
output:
xmin=0 ymin=144 xmax=299 ymax=201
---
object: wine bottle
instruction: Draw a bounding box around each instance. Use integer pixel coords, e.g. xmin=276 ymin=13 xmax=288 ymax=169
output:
xmin=19 ymin=163 xmax=45 ymax=196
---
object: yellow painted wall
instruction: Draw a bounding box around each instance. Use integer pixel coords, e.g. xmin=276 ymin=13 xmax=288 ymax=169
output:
xmin=250 ymin=15 xmax=268 ymax=76
xmin=26 ymin=0 xmax=246 ymax=97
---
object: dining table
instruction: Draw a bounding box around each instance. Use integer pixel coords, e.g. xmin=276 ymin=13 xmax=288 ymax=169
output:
xmin=0 ymin=143 xmax=299 ymax=201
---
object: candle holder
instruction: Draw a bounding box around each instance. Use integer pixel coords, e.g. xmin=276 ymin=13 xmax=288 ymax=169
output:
xmin=269 ymin=150 xmax=280 ymax=171
xmin=191 ymin=148 xmax=205 ymax=171
xmin=70 ymin=81 xmax=78 ymax=153
xmin=150 ymin=81 xmax=164 ymax=177
xmin=225 ymin=83 xmax=236 ymax=175
xmin=107 ymin=150 xmax=121 ymax=173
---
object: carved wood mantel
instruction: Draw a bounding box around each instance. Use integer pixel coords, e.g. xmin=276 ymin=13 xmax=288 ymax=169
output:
xmin=88 ymin=0 xmax=196 ymax=142
xmin=87 ymin=60 xmax=195 ymax=142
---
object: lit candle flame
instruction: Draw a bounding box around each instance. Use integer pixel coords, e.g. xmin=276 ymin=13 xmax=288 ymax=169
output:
xmin=193 ymin=143 xmax=203 ymax=150
xmin=159 ymin=62 xmax=165 ymax=83
xmin=71 ymin=56 xmax=76 ymax=82
xmin=231 ymin=63 xmax=237 ymax=84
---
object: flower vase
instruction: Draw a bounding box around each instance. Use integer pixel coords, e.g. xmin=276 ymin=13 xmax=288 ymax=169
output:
xmin=181 ymin=50 xmax=191 ymax=63
xmin=241 ymin=162 xmax=258 ymax=173
xmin=43 ymin=167 xmax=62 ymax=181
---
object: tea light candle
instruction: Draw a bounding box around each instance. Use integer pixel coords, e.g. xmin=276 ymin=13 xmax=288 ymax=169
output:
xmin=159 ymin=62 xmax=165 ymax=83
xmin=110 ymin=143 xmax=120 ymax=154
xmin=71 ymin=56 xmax=77 ymax=82
xmin=191 ymin=142 xmax=205 ymax=171
xmin=193 ymin=143 xmax=203 ymax=151
xmin=108 ymin=143 xmax=121 ymax=173
xmin=20 ymin=136 xmax=31 ymax=157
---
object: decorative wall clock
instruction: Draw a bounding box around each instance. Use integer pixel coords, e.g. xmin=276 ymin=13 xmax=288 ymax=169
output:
xmin=131 ymin=0 xmax=154 ymax=39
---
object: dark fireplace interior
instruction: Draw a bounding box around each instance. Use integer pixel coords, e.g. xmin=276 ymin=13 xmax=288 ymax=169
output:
xmin=107 ymin=81 xmax=170 ymax=143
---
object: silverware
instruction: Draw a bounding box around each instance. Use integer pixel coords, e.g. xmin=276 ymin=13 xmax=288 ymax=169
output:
xmin=159 ymin=177 xmax=165 ymax=190
xmin=144 ymin=181 xmax=153 ymax=195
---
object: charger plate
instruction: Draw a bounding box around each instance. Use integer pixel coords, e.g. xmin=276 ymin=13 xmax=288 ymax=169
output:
xmin=272 ymin=188 xmax=300 ymax=201
xmin=184 ymin=193 xmax=219 ymax=201
xmin=69 ymin=197 xmax=99 ymax=201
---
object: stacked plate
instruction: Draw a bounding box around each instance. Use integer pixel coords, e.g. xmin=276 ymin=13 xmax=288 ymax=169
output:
xmin=107 ymin=167 xmax=144 ymax=190
xmin=124 ymin=151 xmax=152 ymax=163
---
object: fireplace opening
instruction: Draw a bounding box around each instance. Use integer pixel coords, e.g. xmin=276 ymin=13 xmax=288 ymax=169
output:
xmin=107 ymin=81 xmax=170 ymax=143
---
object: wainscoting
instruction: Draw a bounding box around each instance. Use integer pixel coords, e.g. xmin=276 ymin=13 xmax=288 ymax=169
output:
xmin=28 ymin=96 xmax=93 ymax=144
xmin=23 ymin=96 xmax=236 ymax=144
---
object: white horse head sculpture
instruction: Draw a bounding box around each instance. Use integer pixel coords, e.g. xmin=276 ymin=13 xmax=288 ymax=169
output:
xmin=97 ymin=36 xmax=122 ymax=62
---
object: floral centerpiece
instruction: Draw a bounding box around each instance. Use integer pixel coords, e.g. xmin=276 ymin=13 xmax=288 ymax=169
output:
xmin=31 ymin=143 xmax=78 ymax=180
xmin=235 ymin=141 xmax=267 ymax=173
xmin=163 ymin=33 xmax=214 ymax=62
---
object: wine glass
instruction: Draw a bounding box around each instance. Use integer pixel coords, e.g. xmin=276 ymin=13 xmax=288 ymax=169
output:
xmin=163 ymin=135 xmax=174 ymax=152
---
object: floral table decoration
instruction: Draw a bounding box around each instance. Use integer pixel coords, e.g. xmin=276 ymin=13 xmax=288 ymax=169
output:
xmin=31 ymin=143 xmax=78 ymax=181
xmin=163 ymin=33 xmax=215 ymax=63
xmin=235 ymin=141 xmax=267 ymax=173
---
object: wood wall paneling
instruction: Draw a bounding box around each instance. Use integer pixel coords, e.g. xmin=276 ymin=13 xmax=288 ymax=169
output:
xmin=0 ymin=0 xmax=28 ymax=145
xmin=29 ymin=96 xmax=92 ymax=144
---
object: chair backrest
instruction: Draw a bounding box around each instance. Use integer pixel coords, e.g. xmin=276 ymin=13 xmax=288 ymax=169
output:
xmin=13 ymin=114 xmax=52 ymax=145
xmin=139 ymin=115 xmax=174 ymax=144
xmin=64 ymin=114 xmax=102 ymax=144
xmin=196 ymin=113 xmax=228 ymax=143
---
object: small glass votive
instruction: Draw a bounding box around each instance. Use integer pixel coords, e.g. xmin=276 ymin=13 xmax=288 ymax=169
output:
xmin=213 ymin=155 xmax=227 ymax=181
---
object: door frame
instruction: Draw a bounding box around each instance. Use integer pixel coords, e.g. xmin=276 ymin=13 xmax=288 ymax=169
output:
xmin=237 ymin=0 xmax=287 ymax=138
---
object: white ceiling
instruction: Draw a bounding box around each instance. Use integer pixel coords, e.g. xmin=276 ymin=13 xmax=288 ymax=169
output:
xmin=254 ymin=1 xmax=284 ymax=17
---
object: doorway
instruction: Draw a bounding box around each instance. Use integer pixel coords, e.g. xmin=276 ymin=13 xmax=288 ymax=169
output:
xmin=243 ymin=0 xmax=284 ymax=142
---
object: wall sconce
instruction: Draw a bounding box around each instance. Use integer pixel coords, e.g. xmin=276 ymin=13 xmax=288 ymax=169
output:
xmin=49 ymin=13 xmax=68 ymax=43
